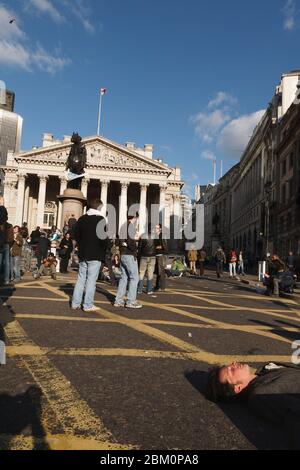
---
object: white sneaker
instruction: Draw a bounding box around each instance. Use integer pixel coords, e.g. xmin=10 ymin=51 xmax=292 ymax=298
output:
xmin=83 ymin=305 xmax=100 ymax=312
xmin=126 ymin=302 xmax=142 ymax=309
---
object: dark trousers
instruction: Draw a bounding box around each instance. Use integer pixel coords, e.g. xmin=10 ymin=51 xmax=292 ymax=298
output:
xmin=216 ymin=261 xmax=223 ymax=277
xmin=60 ymin=257 xmax=70 ymax=273
xmin=199 ymin=261 xmax=205 ymax=275
xmin=155 ymin=256 xmax=166 ymax=290
xmin=37 ymin=251 xmax=47 ymax=268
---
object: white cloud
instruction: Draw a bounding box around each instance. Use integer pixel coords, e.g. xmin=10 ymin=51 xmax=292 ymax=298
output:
xmin=32 ymin=45 xmax=71 ymax=73
xmin=0 ymin=39 xmax=70 ymax=72
xmin=190 ymin=173 xmax=199 ymax=180
xmin=208 ymin=91 xmax=237 ymax=109
xmin=61 ymin=0 xmax=95 ymax=33
xmin=0 ymin=40 xmax=31 ymax=70
xmin=0 ymin=4 xmax=70 ymax=73
xmin=28 ymin=0 xmax=64 ymax=23
xmin=191 ymin=109 xmax=231 ymax=143
xmin=0 ymin=5 xmax=25 ymax=40
xmin=282 ymin=0 xmax=297 ymax=30
xmin=201 ymin=150 xmax=216 ymax=161
xmin=218 ymin=110 xmax=265 ymax=159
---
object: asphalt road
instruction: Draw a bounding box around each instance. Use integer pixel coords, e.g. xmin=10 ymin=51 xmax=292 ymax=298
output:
xmin=0 ymin=271 xmax=299 ymax=450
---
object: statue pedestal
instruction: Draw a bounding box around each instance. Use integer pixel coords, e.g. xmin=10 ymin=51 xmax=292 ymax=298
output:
xmin=57 ymin=188 xmax=86 ymax=229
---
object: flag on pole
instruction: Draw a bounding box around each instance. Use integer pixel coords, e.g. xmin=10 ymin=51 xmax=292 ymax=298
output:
xmin=100 ymin=88 xmax=107 ymax=95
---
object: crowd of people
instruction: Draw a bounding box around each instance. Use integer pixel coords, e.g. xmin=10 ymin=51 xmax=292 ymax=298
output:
xmin=71 ymin=198 xmax=170 ymax=311
xmin=1 ymin=193 xmax=299 ymax=306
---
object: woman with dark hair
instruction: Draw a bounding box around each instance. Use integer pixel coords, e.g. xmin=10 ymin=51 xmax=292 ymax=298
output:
xmin=11 ymin=225 xmax=23 ymax=282
xmin=59 ymin=232 xmax=73 ymax=273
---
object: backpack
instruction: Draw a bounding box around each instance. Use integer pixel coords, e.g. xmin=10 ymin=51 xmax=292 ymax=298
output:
xmin=215 ymin=250 xmax=224 ymax=262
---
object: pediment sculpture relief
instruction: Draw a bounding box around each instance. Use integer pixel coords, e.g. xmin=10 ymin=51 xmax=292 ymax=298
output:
xmin=88 ymin=146 xmax=152 ymax=168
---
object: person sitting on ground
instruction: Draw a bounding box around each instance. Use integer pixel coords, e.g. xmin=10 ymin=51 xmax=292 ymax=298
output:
xmin=264 ymin=254 xmax=286 ymax=297
xmin=36 ymin=252 xmax=57 ymax=280
xmin=167 ymin=257 xmax=186 ymax=277
xmin=205 ymin=361 xmax=300 ymax=449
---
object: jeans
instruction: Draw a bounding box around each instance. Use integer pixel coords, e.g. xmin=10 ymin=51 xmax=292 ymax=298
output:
xmin=115 ymin=255 xmax=139 ymax=305
xmin=11 ymin=256 xmax=21 ymax=281
xmin=229 ymin=262 xmax=236 ymax=276
xmin=237 ymin=261 xmax=245 ymax=275
xmin=138 ymin=257 xmax=156 ymax=293
xmin=72 ymin=260 xmax=101 ymax=309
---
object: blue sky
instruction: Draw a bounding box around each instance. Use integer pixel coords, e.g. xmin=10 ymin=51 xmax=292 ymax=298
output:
xmin=0 ymin=0 xmax=300 ymax=198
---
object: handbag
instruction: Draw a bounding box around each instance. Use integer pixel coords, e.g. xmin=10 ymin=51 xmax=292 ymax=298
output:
xmin=59 ymin=247 xmax=67 ymax=257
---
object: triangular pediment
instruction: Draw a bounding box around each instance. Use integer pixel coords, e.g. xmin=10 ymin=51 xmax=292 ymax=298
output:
xmin=14 ymin=135 xmax=170 ymax=173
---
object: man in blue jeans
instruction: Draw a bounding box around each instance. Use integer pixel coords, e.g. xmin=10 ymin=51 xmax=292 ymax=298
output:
xmin=72 ymin=197 xmax=107 ymax=312
xmin=114 ymin=214 xmax=142 ymax=308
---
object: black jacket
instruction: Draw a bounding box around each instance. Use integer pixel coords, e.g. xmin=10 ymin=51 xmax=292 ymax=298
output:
xmin=154 ymin=234 xmax=168 ymax=256
xmin=138 ymin=237 xmax=156 ymax=257
xmin=74 ymin=213 xmax=107 ymax=262
xmin=243 ymin=363 xmax=300 ymax=448
xmin=36 ymin=236 xmax=50 ymax=255
xmin=118 ymin=222 xmax=138 ymax=257
xmin=59 ymin=238 xmax=73 ymax=258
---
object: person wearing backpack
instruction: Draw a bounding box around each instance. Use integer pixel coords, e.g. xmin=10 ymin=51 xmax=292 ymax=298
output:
xmin=214 ymin=246 xmax=226 ymax=278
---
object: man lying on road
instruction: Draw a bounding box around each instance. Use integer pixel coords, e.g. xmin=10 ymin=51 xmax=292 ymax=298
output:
xmin=206 ymin=361 xmax=300 ymax=449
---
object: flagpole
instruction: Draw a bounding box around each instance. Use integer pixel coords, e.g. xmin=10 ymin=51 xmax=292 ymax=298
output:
xmin=97 ymin=91 xmax=103 ymax=136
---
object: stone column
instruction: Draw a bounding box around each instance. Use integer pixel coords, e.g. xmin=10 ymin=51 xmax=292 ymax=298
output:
xmin=159 ymin=184 xmax=167 ymax=226
xmin=57 ymin=176 xmax=67 ymax=229
xmin=81 ymin=177 xmax=90 ymax=215
xmin=173 ymin=193 xmax=182 ymax=235
xmin=139 ymin=183 xmax=148 ymax=235
xmin=15 ymin=173 xmax=27 ymax=226
xmin=118 ymin=181 xmax=129 ymax=235
xmin=81 ymin=177 xmax=89 ymax=199
xmin=36 ymin=174 xmax=48 ymax=228
xmin=3 ymin=180 xmax=12 ymax=208
xmin=100 ymin=179 xmax=109 ymax=218
xmin=23 ymin=184 xmax=30 ymax=224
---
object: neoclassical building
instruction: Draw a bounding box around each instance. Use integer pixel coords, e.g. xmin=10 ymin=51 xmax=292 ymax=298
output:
xmin=1 ymin=134 xmax=183 ymax=240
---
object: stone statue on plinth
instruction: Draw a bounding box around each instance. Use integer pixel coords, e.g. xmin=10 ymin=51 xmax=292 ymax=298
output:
xmin=57 ymin=132 xmax=87 ymax=229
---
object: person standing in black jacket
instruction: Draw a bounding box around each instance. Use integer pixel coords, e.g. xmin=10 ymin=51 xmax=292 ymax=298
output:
xmin=59 ymin=232 xmax=73 ymax=273
xmin=137 ymin=225 xmax=156 ymax=294
xmin=71 ymin=197 xmax=107 ymax=312
xmin=36 ymin=232 xmax=51 ymax=268
xmin=154 ymin=224 xmax=168 ymax=291
xmin=114 ymin=215 xmax=142 ymax=308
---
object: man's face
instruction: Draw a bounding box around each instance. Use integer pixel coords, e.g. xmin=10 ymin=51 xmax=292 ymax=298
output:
xmin=155 ymin=225 xmax=161 ymax=234
xmin=219 ymin=362 xmax=252 ymax=394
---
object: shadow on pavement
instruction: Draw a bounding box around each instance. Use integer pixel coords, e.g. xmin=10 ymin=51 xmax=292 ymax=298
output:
xmin=185 ymin=369 xmax=288 ymax=450
xmin=0 ymin=386 xmax=49 ymax=450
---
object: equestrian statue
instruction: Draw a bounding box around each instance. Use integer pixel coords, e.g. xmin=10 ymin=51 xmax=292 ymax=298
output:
xmin=66 ymin=132 xmax=87 ymax=189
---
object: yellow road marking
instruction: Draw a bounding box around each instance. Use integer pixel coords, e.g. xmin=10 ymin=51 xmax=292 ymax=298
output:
xmin=5 ymin=320 xmax=134 ymax=450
